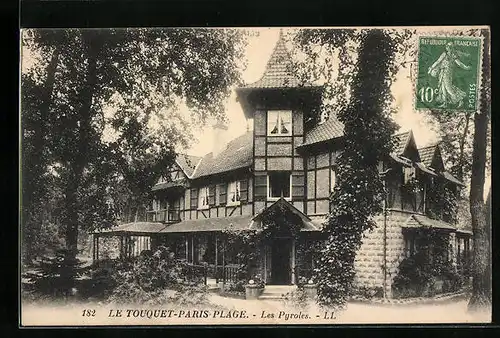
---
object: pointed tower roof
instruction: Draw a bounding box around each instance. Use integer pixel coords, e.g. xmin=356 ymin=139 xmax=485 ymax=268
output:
xmin=242 ymin=30 xmax=312 ymax=89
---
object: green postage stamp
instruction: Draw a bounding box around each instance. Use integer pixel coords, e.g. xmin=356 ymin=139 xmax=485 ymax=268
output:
xmin=416 ymin=36 xmax=482 ymax=111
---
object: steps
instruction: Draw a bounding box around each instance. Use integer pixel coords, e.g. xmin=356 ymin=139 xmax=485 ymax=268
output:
xmin=258 ymin=285 xmax=297 ymax=300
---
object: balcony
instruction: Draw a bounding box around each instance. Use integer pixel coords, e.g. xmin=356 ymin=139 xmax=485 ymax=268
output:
xmin=146 ymin=208 xmax=181 ymax=223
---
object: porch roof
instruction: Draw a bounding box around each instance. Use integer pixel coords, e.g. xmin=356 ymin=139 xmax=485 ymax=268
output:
xmin=402 ymin=214 xmax=457 ymax=231
xmin=94 ymin=222 xmax=168 ymax=236
xmin=159 ymin=215 xmax=254 ymax=233
xmin=252 ymin=198 xmax=321 ymax=232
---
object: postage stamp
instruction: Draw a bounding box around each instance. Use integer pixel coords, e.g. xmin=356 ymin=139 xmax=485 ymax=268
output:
xmin=415 ymin=36 xmax=483 ymax=111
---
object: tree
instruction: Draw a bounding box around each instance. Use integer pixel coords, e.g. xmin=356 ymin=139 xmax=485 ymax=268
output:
xmin=21 ymin=28 xmax=248 ymax=290
xmin=467 ymin=29 xmax=491 ymax=312
xmin=294 ymin=29 xmax=400 ymax=308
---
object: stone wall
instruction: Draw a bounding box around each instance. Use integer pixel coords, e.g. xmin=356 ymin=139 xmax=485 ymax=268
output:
xmin=353 ymin=210 xmax=409 ymax=298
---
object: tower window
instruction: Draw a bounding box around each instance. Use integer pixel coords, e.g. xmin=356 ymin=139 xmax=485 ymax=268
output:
xmin=267 ymin=172 xmax=291 ymax=200
xmin=267 ymin=110 xmax=292 ymax=136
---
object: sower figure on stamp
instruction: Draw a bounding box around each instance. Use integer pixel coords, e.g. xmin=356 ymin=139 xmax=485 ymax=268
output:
xmin=427 ymin=41 xmax=471 ymax=109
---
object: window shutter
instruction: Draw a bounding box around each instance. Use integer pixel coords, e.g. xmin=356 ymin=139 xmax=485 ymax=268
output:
xmin=219 ymin=183 xmax=227 ymax=205
xmin=240 ymin=179 xmax=248 ymax=202
xmin=209 ymin=185 xmax=215 ymax=206
xmin=292 ymin=172 xmax=305 ymax=200
xmin=190 ymin=188 xmax=198 ymax=209
xmin=254 ymin=173 xmax=267 ymax=201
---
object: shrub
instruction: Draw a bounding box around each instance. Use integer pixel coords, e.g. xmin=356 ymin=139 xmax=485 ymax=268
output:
xmin=22 ymin=249 xmax=87 ymax=300
xmin=105 ymin=246 xmax=206 ymax=304
xmin=282 ymin=288 xmax=309 ymax=309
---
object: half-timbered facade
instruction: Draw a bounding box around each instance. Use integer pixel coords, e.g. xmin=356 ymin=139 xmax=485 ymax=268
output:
xmin=93 ymin=33 xmax=472 ymax=298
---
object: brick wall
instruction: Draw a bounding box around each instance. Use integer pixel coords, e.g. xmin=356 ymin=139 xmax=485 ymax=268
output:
xmin=353 ymin=210 xmax=409 ymax=298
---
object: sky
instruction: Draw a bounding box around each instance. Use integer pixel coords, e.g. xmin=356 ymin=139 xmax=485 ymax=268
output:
xmin=183 ymin=27 xmax=489 ymax=197
xmin=184 ymin=28 xmax=440 ymax=157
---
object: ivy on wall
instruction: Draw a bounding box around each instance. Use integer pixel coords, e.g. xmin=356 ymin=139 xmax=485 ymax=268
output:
xmin=425 ymin=177 xmax=459 ymax=224
xmin=220 ymin=201 xmax=304 ymax=288
xmin=314 ymin=30 xmax=399 ymax=309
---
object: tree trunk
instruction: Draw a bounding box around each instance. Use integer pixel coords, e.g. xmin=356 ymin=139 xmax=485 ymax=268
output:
xmin=468 ymin=29 xmax=491 ymax=312
xmin=63 ymin=31 xmax=98 ymax=283
xmin=457 ymin=113 xmax=471 ymax=182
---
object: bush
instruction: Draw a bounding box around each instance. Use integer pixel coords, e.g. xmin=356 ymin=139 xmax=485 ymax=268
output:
xmin=22 ymin=249 xmax=88 ymax=300
xmin=282 ymin=288 xmax=308 ymax=309
xmin=104 ymin=246 xmax=207 ymax=304
xmin=393 ymin=250 xmax=466 ymax=298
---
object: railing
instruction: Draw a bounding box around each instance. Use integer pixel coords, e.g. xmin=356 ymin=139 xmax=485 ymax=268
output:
xmin=181 ymin=262 xmax=242 ymax=285
xmin=146 ymin=209 xmax=181 ymax=223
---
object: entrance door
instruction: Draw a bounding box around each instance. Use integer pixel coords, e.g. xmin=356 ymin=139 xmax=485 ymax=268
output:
xmin=270 ymin=238 xmax=292 ymax=284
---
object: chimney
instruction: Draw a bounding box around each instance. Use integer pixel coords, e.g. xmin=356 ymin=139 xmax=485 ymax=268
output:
xmin=212 ymin=120 xmax=229 ymax=157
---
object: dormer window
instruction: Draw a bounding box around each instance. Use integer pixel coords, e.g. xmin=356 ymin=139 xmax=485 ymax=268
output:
xmin=267 ymin=110 xmax=292 ymax=136
xmin=404 ymin=166 xmax=416 ymax=184
xmin=228 ymin=181 xmax=241 ymax=205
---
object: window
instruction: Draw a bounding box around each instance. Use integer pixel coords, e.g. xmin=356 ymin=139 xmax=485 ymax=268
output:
xmin=404 ymin=233 xmax=419 ymax=257
xmin=267 ymin=172 xmax=291 ymax=200
xmin=330 ymin=168 xmax=336 ymax=193
xmin=267 ymin=110 xmax=292 ymax=136
xmin=403 ymin=166 xmax=416 ymax=184
xmin=198 ymin=187 xmax=209 ymax=209
xmin=228 ymin=181 xmax=241 ymax=205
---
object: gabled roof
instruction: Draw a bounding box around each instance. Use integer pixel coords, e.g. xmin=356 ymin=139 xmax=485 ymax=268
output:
xmin=402 ymin=214 xmax=456 ymax=231
xmin=418 ymin=145 xmax=436 ymax=167
xmin=176 ymin=154 xmax=202 ymax=178
xmin=417 ymin=144 xmax=444 ymax=172
xmin=300 ymin=115 xmax=344 ymax=147
xmin=442 ymin=171 xmax=465 ymax=187
xmin=393 ymin=131 xmax=411 ymax=155
xmin=252 ymin=198 xmax=319 ymax=231
xmin=191 ymin=131 xmax=253 ymax=179
xmin=240 ymin=31 xmax=316 ymax=90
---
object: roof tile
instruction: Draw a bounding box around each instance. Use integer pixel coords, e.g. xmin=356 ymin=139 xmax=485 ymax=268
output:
xmin=176 ymin=154 xmax=201 ymax=177
xmin=242 ymin=32 xmax=314 ymax=89
xmin=301 ymin=116 xmax=345 ymax=146
xmin=191 ymin=132 xmax=253 ymax=179
xmin=160 ymin=215 xmax=253 ymax=233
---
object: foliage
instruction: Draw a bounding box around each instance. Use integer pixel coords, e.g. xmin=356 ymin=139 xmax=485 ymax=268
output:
xmin=21 ymin=28 xmax=249 ymax=291
xmin=105 ymin=246 xmax=210 ymax=304
xmin=392 ymin=230 xmax=465 ymax=298
xmin=296 ymin=29 xmax=399 ymax=309
xmin=282 ymin=288 xmax=309 ymax=309
xmin=22 ymin=249 xmax=88 ymax=299
xmin=400 ymin=176 xmax=424 ymax=211
xmin=426 ymin=178 xmax=459 ymax=224
xmin=221 ymin=201 xmax=305 ymax=285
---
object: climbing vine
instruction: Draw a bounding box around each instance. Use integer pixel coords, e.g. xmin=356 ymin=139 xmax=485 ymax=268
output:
xmin=426 ymin=178 xmax=458 ymax=224
xmin=220 ymin=201 xmax=304 ymax=289
xmin=313 ymin=30 xmax=399 ymax=309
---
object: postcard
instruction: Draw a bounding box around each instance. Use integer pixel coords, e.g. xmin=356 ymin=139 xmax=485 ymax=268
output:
xmin=20 ymin=26 xmax=491 ymax=326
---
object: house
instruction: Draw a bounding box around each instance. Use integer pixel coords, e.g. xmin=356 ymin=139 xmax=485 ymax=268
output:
xmin=93 ymin=32 xmax=471 ymax=298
